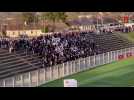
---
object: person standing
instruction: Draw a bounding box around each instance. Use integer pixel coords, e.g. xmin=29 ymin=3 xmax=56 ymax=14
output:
xmin=9 ymin=40 xmax=13 ymax=53
xmin=9 ymin=45 xmax=13 ymax=53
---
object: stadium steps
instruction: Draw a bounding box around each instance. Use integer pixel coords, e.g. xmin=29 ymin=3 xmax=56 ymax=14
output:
xmin=14 ymin=50 xmax=42 ymax=66
xmin=0 ymin=48 xmax=42 ymax=79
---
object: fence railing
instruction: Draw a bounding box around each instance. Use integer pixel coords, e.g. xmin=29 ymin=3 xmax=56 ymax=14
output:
xmin=0 ymin=47 xmax=134 ymax=87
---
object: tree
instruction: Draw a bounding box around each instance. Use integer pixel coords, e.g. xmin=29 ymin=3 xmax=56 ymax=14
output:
xmin=22 ymin=12 xmax=38 ymax=26
xmin=42 ymin=12 xmax=68 ymax=32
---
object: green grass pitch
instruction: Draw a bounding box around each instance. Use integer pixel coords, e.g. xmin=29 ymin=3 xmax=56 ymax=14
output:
xmin=40 ymin=57 xmax=134 ymax=87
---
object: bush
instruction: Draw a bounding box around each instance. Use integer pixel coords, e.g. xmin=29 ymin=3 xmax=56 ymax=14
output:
xmin=42 ymin=26 xmax=49 ymax=33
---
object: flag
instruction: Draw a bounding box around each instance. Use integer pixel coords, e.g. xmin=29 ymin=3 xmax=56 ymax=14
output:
xmin=126 ymin=52 xmax=132 ymax=58
xmin=118 ymin=55 xmax=124 ymax=60
xmin=122 ymin=16 xmax=129 ymax=23
xmin=55 ymin=44 xmax=64 ymax=56
xmin=52 ymin=37 xmax=60 ymax=46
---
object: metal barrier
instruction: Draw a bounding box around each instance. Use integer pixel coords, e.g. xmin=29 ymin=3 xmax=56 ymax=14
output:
xmin=0 ymin=47 xmax=134 ymax=87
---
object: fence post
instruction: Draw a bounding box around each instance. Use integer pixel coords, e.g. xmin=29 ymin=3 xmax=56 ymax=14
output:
xmin=81 ymin=58 xmax=84 ymax=71
xmin=103 ymin=53 xmax=105 ymax=64
xmin=128 ymin=48 xmax=130 ymax=56
xmin=131 ymin=47 xmax=133 ymax=55
xmin=74 ymin=61 xmax=76 ymax=73
xmin=66 ymin=62 xmax=69 ymax=76
xmin=109 ymin=52 xmax=111 ymax=63
xmin=94 ymin=55 xmax=97 ymax=66
xmin=57 ymin=66 xmax=60 ymax=79
xmin=59 ymin=65 xmax=62 ymax=78
xmin=56 ymin=66 xmax=59 ymax=79
xmin=64 ymin=63 xmax=67 ymax=76
xmin=78 ymin=59 xmax=81 ymax=72
xmin=72 ymin=61 xmax=74 ymax=73
xmin=72 ymin=61 xmax=74 ymax=74
xmin=132 ymin=47 xmax=134 ymax=55
xmin=90 ymin=56 xmax=93 ymax=68
xmin=49 ymin=67 xmax=52 ymax=81
xmin=114 ymin=51 xmax=116 ymax=61
xmin=37 ymin=70 xmax=39 ymax=86
xmin=112 ymin=51 xmax=114 ymax=61
xmin=70 ymin=61 xmax=72 ymax=74
xmin=75 ymin=60 xmax=78 ymax=73
xmin=3 ymin=79 xmax=5 ymax=87
xmin=20 ymin=75 xmax=23 ymax=87
xmin=97 ymin=55 xmax=99 ymax=66
xmin=98 ymin=54 xmax=100 ymax=66
xmin=29 ymin=72 xmax=31 ymax=87
xmin=72 ymin=60 xmax=75 ymax=74
xmin=79 ymin=58 xmax=82 ymax=71
xmin=133 ymin=47 xmax=134 ymax=56
xmin=62 ymin=63 xmax=64 ymax=77
xmin=88 ymin=56 xmax=91 ymax=69
xmin=101 ymin=54 xmax=103 ymax=65
xmin=109 ymin=51 xmax=112 ymax=63
xmin=108 ymin=52 xmax=110 ymax=63
xmin=126 ymin=48 xmax=128 ymax=55
xmin=85 ymin=57 xmax=88 ymax=70
xmin=83 ymin=58 xmax=86 ymax=70
xmin=51 ymin=66 xmax=53 ymax=80
xmin=111 ymin=51 xmax=113 ymax=62
xmin=94 ymin=55 xmax=96 ymax=67
xmin=116 ymin=50 xmax=118 ymax=61
xmin=44 ymin=68 xmax=46 ymax=83
xmin=12 ymin=77 xmax=15 ymax=87
xmin=123 ymin=49 xmax=125 ymax=59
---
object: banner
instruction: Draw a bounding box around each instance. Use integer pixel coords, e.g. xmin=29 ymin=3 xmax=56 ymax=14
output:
xmin=122 ymin=16 xmax=129 ymax=23
xmin=126 ymin=52 xmax=132 ymax=58
xmin=118 ymin=55 xmax=124 ymax=60
xmin=64 ymin=79 xmax=77 ymax=87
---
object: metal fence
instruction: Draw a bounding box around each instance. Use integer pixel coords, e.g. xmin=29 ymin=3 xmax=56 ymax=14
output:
xmin=0 ymin=47 xmax=134 ymax=87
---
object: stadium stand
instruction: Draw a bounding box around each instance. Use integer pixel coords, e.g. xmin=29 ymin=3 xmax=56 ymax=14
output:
xmin=0 ymin=31 xmax=133 ymax=80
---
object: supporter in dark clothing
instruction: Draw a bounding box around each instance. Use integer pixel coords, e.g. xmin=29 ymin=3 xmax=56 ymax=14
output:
xmin=0 ymin=31 xmax=100 ymax=68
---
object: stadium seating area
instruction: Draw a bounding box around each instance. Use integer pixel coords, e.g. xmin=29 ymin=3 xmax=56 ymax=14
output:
xmin=0 ymin=48 xmax=42 ymax=79
xmin=0 ymin=31 xmax=133 ymax=80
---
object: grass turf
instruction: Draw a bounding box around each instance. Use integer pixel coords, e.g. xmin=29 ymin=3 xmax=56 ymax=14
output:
xmin=40 ymin=57 xmax=134 ymax=87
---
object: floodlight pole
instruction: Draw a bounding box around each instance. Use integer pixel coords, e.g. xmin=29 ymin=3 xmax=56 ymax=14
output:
xmin=101 ymin=16 xmax=103 ymax=26
xmin=97 ymin=17 xmax=98 ymax=30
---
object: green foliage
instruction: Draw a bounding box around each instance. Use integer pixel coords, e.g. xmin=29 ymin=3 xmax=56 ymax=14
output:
xmin=22 ymin=12 xmax=38 ymax=25
xmin=41 ymin=12 xmax=68 ymax=31
xmin=42 ymin=26 xmax=49 ymax=33
xmin=45 ymin=26 xmax=49 ymax=32
xmin=42 ymin=12 xmax=67 ymax=22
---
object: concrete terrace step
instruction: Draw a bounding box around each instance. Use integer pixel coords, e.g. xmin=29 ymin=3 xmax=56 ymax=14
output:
xmin=0 ymin=64 xmax=33 ymax=79
xmin=0 ymin=52 xmax=14 ymax=57
xmin=0 ymin=63 xmax=29 ymax=73
xmin=0 ymin=61 xmax=27 ymax=70
xmin=0 ymin=64 xmax=42 ymax=79
xmin=0 ymin=60 xmax=24 ymax=67
xmin=0 ymin=58 xmax=19 ymax=64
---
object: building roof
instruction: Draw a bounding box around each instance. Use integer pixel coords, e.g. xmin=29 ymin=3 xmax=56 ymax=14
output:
xmin=67 ymin=17 xmax=119 ymax=26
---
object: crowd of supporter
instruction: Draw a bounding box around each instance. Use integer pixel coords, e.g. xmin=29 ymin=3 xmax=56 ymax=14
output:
xmin=0 ymin=31 xmax=99 ymax=67
xmin=0 ymin=25 xmax=134 ymax=67
xmin=115 ymin=26 xmax=134 ymax=33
